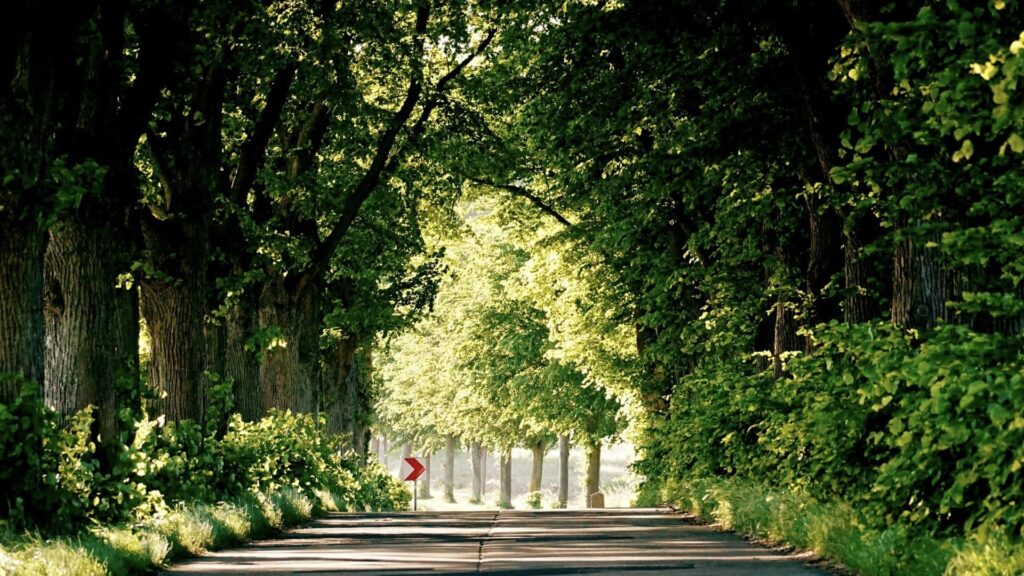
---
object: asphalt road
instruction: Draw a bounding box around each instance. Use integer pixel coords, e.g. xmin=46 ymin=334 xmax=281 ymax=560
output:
xmin=164 ymin=509 xmax=833 ymax=575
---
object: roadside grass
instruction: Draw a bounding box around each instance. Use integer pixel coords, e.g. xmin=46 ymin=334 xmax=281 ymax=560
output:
xmin=649 ymin=477 xmax=1024 ymax=576
xmin=0 ymin=487 xmax=349 ymax=576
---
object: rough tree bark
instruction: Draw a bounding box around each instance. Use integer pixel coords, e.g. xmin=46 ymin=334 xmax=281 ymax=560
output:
xmin=45 ymin=219 xmax=138 ymax=444
xmin=0 ymin=226 xmax=45 ymax=402
xmin=258 ymin=274 xmax=320 ymax=413
xmin=225 ymin=296 xmax=260 ymax=420
xmin=892 ymin=227 xmax=946 ymax=331
xmin=322 ymin=335 xmax=358 ymax=439
xmin=140 ymin=250 xmax=208 ymax=423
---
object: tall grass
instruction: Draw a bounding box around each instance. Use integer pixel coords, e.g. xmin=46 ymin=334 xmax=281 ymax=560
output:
xmin=652 ymin=477 xmax=1024 ymax=576
xmin=0 ymin=487 xmax=339 ymax=576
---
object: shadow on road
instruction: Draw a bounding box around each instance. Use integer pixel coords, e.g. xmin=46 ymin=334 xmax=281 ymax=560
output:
xmin=163 ymin=509 xmax=832 ymax=575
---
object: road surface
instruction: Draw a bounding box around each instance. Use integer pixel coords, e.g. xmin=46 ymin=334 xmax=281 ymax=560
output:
xmin=164 ymin=509 xmax=833 ymax=575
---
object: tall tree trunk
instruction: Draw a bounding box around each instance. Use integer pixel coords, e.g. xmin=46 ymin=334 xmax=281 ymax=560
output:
xmin=203 ymin=321 xmax=225 ymax=378
xmin=225 ymin=297 xmax=260 ymax=421
xmin=843 ymin=211 xmax=884 ymax=323
xmin=140 ymin=270 xmax=207 ymax=423
xmin=349 ymin=346 xmax=372 ymax=455
xmin=419 ymin=453 xmax=432 ymax=498
xmin=257 ymin=273 xmax=319 ymax=413
xmin=529 ymin=439 xmax=546 ymax=493
xmin=892 ymin=227 xmax=946 ymax=330
xmin=444 ymin=435 xmax=456 ymax=502
xmin=322 ymin=335 xmax=358 ymax=438
xmin=44 ymin=219 xmax=138 ymax=444
xmin=805 ymin=198 xmax=844 ymax=345
xmin=481 ymin=446 xmax=488 ymax=500
xmin=470 ymin=441 xmax=483 ymax=502
xmin=0 ymin=224 xmax=45 ymax=401
xmin=499 ymin=449 xmax=512 ymax=508
xmin=585 ymin=441 xmax=601 ymax=505
xmin=772 ymin=296 xmax=801 ymax=378
xmin=401 ymin=443 xmax=412 ymax=479
xmin=558 ymin=434 xmax=570 ymax=508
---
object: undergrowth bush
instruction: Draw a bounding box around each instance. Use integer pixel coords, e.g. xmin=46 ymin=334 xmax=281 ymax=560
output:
xmin=636 ymin=320 xmax=1024 ymax=574
xmin=0 ymin=379 xmax=409 ymax=538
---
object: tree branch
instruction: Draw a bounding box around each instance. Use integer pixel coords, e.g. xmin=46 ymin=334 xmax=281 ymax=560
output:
xmin=469 ymin=177 xmax=573 ymax=227
xmin=310 ymin=13 xmax=498 ymax=284
xmin=230 ymin=62 xmax=298 ymax=202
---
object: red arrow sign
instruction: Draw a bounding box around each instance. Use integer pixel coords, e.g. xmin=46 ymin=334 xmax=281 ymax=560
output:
xmin=404 ymin=457 xmax=425 ymax=482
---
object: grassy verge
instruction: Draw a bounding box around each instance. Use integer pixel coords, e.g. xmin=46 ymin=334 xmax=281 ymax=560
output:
xmin=644 ymin=477 xmax=1024 ymax=576
xmin=0 ymin=487 xmax=367 ymax=575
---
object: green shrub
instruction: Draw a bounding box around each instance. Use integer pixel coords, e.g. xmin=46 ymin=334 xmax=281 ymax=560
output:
xmin=524 ymin=491 xmax=543 ymax=509
xmin=0 ymin=380 xmax=409 ymax=537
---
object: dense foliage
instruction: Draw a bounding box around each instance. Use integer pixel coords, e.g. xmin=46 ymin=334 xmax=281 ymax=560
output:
xmin=3 ymin=0 xmax=1024 ymax=569
xmin=473 ymin=0 xmax=1024 ymax=551
xmin=0 ymin=381 xmax=406 ymax=535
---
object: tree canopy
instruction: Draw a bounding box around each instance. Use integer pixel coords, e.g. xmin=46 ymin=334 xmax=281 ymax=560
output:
xmin=2 ymin=1 xmax=1024 ymax=570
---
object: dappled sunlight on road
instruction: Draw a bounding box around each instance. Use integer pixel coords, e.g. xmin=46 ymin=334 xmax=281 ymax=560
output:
xmin=164 ymin=509 xmax=831 ymax=575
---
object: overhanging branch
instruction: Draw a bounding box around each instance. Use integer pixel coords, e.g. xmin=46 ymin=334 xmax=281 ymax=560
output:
xmin=469 ymin=177 xmax=573 ymax=227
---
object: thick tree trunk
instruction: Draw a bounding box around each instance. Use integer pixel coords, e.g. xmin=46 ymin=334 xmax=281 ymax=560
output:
xmin=140 ymin=271 xmax=207 ymax=423
xmin=323 ymin=335 xmax=358 ymax=439
xmin=44 ymin=219 xmax=138 ymax=443
xmin=225 ymin=298 xmax=260 ymax=421
xmin=585 ymin=441 xmax=601 ymax=505
xmin=892 ymin=229 xmax=946 ymax=330
xmin=419 ymin=454 xmax=432 ymax=498
xmin=444 ymin=435 xmax=456 ymax=502
xmin=350 ymin=347 xmax=372 ymax=456
xmin=0 ymin=224 xmax=45 ymax=401
xmin=529 ymin=440 xmax=546 ymax=493
xmin=470 ymin=441 xmax=483 ymax=502
xmin=805 ymin=199 xmax=844 ymax=345
xmin=499 ymin=449 xmax=512 ymax=508
xmin=558 ymin=434 xmax=570 ymax=508
xmin=258 ymin=274 xmax=319 ymax=413
xmin=843 ymin=212 xmax=884 ymax=323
